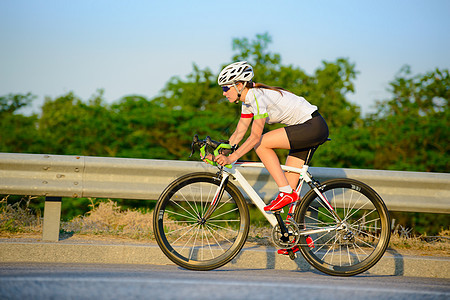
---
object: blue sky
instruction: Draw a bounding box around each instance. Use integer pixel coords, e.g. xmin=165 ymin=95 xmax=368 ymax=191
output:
xmin=1 ymin=0 xmax=449 ymax=115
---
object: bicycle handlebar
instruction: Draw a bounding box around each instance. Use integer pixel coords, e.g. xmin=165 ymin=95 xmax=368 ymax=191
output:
xmin=190 ymin=135 xmax=235 ymax=168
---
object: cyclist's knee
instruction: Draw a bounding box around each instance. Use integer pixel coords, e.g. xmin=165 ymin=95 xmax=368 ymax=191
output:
xmin=254 ymin=141 xmax=270 ymax=153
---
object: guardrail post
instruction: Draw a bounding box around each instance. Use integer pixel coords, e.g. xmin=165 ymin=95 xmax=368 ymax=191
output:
xmin=42 ymin=197 xmax=62 ymax=241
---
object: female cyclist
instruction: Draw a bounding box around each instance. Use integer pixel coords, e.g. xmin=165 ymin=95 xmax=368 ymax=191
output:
xmin=212 ymin=61 xmax=329 ymax=212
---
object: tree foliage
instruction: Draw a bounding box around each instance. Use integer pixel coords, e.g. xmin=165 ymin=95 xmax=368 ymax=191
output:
xmin=0 ymin=93 xmax=39 ymax=153
xmin=0 ymin=33 xmax=448 ymax=173
xmin=365 ymin=67 xmax=449 ymax=171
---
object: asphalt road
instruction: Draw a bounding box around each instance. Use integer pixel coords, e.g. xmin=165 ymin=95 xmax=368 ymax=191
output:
xmin=1 ymin=262 xmax=449 ymax=300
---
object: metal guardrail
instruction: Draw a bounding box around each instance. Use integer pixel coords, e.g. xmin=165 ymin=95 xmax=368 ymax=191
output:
xmin=1 ymin=153 xmax=450 ymax=241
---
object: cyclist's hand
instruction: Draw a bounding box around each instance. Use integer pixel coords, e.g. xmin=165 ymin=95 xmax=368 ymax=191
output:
xmin=215 ymin=154 xmax=232 ymax=166
xmin=201 ymin=153 xmax=214 ymax=164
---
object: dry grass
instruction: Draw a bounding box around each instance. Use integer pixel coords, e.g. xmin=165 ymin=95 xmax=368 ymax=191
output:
xmin=246 ymin=225 xmax=273 ymax=246
xmin=1 ymin=197 xmax=449 ymax=256
xmin=388 ymin=230 xmax=450 ymax=256
xmin=0 ymin=196 xmax=42 ymax=234
xmin=63 ymin=199 xmax=154 ymax=240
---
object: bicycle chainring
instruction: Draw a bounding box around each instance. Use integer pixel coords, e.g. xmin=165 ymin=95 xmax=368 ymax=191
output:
xmin=271 ymin=220 xmax=300 ymax=249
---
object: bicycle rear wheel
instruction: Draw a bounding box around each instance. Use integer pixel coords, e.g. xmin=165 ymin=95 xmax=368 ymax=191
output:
xmin=294 ymin=178 xmax=391 ymax=276
xmin=153 ymin=172 xmax=249 ymax=271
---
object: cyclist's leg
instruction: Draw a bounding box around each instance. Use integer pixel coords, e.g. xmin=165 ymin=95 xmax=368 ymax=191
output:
xmin=254 ymin=127 xmax=291 ymax=188
xmin=284 ymin=115 xmax=329 ymax=188
xmin=284 ymin=155 xmax=305 ymax=189
xmin=254 ymin=114 xmax=328 ymax=189
xmin=255 ymin=129 xmax=302 ymax=212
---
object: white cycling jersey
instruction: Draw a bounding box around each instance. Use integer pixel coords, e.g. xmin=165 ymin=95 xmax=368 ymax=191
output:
xmin=241 ymin=88 xmax=318 ymax=125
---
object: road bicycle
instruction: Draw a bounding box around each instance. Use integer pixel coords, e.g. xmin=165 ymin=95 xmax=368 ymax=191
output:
xmin=153 ymin=136 xmax=391 ymax=276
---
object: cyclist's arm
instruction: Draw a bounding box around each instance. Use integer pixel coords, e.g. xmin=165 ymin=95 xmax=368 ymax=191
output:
xmin=226 ymin=117 xmax=266 ymax=162
xmin=229 ymin=117 xmax=252 ymax=146
xmin=204 ymin=117 xmax=253 ymax=165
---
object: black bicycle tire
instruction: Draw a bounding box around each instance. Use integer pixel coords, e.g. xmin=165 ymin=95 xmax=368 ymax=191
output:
xmin=153 ymin=172 xmax=250 ymax=271
xmin=294 ymin=178 xmax=391 ymax=276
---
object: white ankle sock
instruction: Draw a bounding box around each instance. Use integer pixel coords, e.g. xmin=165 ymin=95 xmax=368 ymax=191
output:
xmin=279 ymin=185 xmax=293 ymax=194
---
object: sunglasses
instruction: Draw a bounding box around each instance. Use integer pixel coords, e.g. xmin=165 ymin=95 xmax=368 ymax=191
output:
xmin=221 ymin=85 xmax=232 ymax=92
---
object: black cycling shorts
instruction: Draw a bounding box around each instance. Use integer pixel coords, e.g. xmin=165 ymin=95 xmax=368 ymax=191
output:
xmin=284 ymin=111 xmax=329 ymax=161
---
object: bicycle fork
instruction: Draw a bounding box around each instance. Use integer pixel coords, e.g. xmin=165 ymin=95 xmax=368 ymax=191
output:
xmin=202 ymin=171 xmax=230 ymax=222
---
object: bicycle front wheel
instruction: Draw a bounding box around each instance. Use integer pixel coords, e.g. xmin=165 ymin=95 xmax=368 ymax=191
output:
xmin=295 ymin=178 xmax=391 ymax=276
xmin=153 ymin=172 xmax=250 ymax=271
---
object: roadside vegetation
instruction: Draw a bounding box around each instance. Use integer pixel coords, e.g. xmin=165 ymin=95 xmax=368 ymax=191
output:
xmin=1 ymin=196 xmax=448 ymax=256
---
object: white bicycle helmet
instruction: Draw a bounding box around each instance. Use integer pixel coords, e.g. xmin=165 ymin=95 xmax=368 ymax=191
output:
xmin=218 ymin=61 xmax=254 ymax=85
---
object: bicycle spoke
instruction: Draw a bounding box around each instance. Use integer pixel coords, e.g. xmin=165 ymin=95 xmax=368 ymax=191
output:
xmin=165 ymin=208 xmax=198 ymax=222
xmin=305 ymin=213 xmax=335 ymax=227
xmin=180 ymin=189 xmax=202 ymax=219
xmin=351 ymin=238 xmax=370 ymax=256
xmin=343 ymin=200 xmax=375 ymax=223
xmin=213 ymin=194 xmax=234 ymax=212
xmin=205 ymin=223 xmax=236 ymax=245
xmin=188 ymin=225 xmax=201 ymax=260
xmin=348 ymin=223 xmax=381 ymax=240
xmin=202 ymin=226 xmax=215 ymax=258
xmin=180 ymin=224 xmax=200 ymax=252
xmin=168 ymin=199 xmax=199 ymax=220
xmin=208 ymin=207 xmax=240 ymax=220
xmin=207 ymin=221 xmax=240 ymax=235
xmin=345 ymin=190 xmax=363 ymax=217
xmin=170 ymin=223 xmax=198 ymax=245
xmin=205 ymin=225 xmax=226 ymax=253
xmin=165 ymin=222 xmax=197 ymax=236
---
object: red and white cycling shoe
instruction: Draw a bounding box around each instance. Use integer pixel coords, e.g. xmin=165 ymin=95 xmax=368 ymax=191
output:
xmin=305 ymin=235 xmax=315 ymax=248
xmin=277 ymin=245 xmax=300 ymax=255
xmin=264 ymin=190 xmax=299 ymax=211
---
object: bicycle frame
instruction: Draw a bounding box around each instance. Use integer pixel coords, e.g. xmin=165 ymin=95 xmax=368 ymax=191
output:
xmin=215 ymin=161 xmax=341 ymax=234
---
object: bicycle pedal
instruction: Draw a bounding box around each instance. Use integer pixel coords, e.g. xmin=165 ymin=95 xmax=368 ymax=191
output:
xmin=288 ymin=251 xmax=297 ymax=260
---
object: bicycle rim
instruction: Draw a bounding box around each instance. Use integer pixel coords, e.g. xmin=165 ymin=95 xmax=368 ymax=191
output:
xmin=295 ymin=178 xmax=391 ymax=276
xmin=153 ymin=173 xmax=249 ymax=271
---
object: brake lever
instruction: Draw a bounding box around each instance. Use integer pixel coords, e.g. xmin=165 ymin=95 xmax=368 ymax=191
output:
xmin=189 ymin=134 xmax=199 ymax=158
xmin=190 ymin=134 xmax=208 ymax=159
xmin=189 ymin=145 xmax=195 ymax=158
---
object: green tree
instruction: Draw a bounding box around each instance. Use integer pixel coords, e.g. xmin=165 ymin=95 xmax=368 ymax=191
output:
xmin=366 ymin=66 xmax=449 ymax=172
xmin=38 ymin=90 xmax=122 ymax=156
xmin=0 ymin=93 xmax=40 ymax=153
xmin=314 ymin=67 xmax=449 ymax=172
xmin=112 ymin=95 xmax=190 ymax=159
xmin=0 ymin=93 xmax=35 ymax=114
